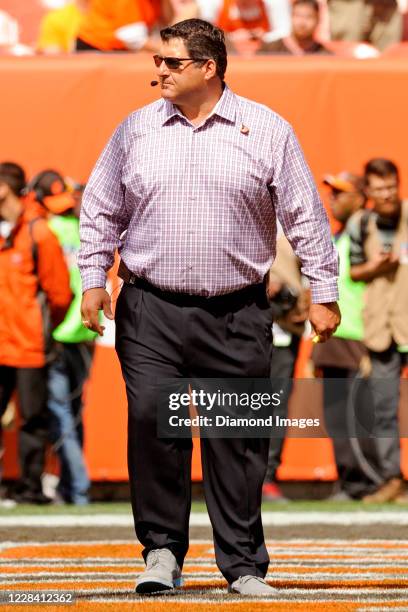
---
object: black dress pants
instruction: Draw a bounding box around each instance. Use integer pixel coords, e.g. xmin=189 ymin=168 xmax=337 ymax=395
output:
xmin=115 ymin=280 xmax=273 ymax=583
xmin=0 ymin=366 xmax=48 ymax=495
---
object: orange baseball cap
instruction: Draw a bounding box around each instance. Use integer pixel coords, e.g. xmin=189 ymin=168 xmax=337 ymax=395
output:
xmin=27 ymin=170 xmax=76 ymax=214
xmin=323 ymin=172 xmax=364 ymax=193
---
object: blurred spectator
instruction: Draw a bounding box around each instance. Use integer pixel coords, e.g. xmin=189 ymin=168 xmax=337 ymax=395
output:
xmin=347 ymin=158 xmax=408 ymax=503
xmin=75 ymin=0 xmax=162 ymax=52
xmin=258 ymin=0 xmax=333 ymax=54
xmin=195 ymin=0 xmax=291 ymax=52
xmin=328 ymin=0 xmax=402 ymax=51
xmin=31 ymin=171 xmax=96 ymax=505
xmin=362 ymin=0 xmax=403 ymax=51
xmin=37 ymin=1 xmax=89 ymax=54
xmin=328 ymin=0 xmax=368 ymax=42
xmin=0 ymin=9 xmax=19 ymax=47
xmin=166 ymin=0 xmax=201 ymax=22
xmin=313 ymin=172 xmax=380 ymax=501
xmin=263 ymin=234 xmax=310 ymax=502
xmin=0 ymin=162 xmax=72 ymax=504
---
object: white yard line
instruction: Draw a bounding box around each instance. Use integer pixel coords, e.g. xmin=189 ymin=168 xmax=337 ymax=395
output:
xmin=1 ymin=511 xmax=408 ymax=527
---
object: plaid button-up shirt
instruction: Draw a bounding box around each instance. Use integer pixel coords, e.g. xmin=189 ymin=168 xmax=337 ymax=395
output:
xmin=79 ymin=85 xmax=338 ymax=302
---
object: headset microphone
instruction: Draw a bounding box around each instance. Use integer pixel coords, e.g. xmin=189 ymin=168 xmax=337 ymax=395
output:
xmin=150 ymin=80 xmax=159 ymax=87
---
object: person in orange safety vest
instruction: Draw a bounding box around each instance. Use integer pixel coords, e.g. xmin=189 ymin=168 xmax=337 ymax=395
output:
xmin=0 ymin=162 xmax=72 ymax=504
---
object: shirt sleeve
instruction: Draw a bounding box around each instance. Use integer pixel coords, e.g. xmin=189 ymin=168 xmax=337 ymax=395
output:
xmin=78 ymin=120 xmax=131 ymax=292
xmin=269 ymin=123 xmax=339 ymax=304
xmin=346 ymin=212 xmax=366 ymax=266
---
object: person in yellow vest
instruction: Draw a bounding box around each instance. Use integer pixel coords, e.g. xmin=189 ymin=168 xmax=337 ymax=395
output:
xmin=37 ymin=1 xmax=89 ymax=54
xmin=347 ymin=158 xmax=408 ymax=503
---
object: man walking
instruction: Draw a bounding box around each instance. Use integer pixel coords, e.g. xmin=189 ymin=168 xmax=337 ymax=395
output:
xmin=79 ymin=18 xmax=340 ymax=595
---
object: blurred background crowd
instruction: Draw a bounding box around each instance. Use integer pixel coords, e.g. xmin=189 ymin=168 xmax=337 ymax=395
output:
xmin=1 ymin=0 xmax=408 ymax=58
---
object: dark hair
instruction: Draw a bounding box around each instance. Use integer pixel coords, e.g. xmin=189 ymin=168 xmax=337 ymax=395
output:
xmin=0 ymin=162 xmax=26 ymax=196
xmin=364 ymin=158 xmax=399 ymax=182
xmin=160 ymin=19 xmax=227 ymax=81
xmin=292 ymin=0 xmax=320 ymax=12
xmin=30 ymin=169 xmax=65 ymax=198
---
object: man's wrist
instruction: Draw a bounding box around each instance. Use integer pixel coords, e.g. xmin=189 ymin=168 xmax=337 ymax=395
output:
xmin=83 ymin=286 xmax=106 ymax=295
xmin=310 ymin=281 xmax=339 ymax=305
xmin=311 ymin=301 xmax=337 ymax=307
xmin=81 ymin=269 xmax=107 ymax=293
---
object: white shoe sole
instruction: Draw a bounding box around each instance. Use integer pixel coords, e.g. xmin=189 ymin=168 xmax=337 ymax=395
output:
xmin=228 ymin=584 xmax=278 ymax=595
xmin=136 ymin=576 xmax=183 ymax=594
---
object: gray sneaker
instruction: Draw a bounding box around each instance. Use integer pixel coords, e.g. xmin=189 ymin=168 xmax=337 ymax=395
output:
xmin=228 ymin=575 xmax=278 ymax=595
xmin=135 ymin=548 xmax=183 ymax=594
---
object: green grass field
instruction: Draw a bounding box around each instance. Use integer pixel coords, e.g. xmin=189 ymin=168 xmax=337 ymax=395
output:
xmin=0 ymin=499 xmax=407 ymax=515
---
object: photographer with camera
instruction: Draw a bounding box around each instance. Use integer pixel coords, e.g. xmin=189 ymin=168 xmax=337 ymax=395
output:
xmin=346 ymin=159 xmax=408 ymax=503
xmin=263 ymin=233 xmax=310 ymax=501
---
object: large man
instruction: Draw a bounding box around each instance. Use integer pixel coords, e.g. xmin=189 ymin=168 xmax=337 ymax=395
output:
xmin=348 ymin=158 xmax=408 ymax=503
xmin=79 ymin=18 xmax=340 ymax=595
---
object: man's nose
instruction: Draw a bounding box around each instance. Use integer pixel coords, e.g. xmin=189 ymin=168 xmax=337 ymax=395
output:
xmin=157 ymin=60 xmax=170 ymax=78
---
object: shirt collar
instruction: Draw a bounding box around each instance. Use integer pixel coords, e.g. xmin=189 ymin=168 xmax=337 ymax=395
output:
xmin=161 ymin=84 xmax=237 ymax=127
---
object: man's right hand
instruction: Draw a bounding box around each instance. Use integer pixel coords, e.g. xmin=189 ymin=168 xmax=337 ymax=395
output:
xmin=81 ymin=288 xmax=114 ymax=337
xmin=351 ymin=252 xmax=399 ymax=282
xmin=369 ymin=252 xmax=399 ymax=276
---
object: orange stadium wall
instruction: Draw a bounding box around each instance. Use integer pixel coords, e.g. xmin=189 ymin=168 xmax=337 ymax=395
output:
xmin=1 ymin=54 xmax=408 ymax=482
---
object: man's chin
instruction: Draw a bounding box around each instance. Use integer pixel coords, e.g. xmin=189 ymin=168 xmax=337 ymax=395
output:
xmin=160 ymin=86 xmax=174 ymax=98
xmin=160 ymin=88 xmax=181 ymax=104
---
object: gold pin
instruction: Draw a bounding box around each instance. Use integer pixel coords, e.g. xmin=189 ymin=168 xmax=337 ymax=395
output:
xmin=312 ymin=335 xmax=321 ymax=344
xmin=240 ymin=124 xmax=249 ymax=135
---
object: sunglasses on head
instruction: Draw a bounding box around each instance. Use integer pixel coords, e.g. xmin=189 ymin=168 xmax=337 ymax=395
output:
xmin=153 ymin=54 xmax=208 ymax=69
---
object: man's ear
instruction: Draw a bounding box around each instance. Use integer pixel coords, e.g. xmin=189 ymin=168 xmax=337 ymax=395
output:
xmin=204 ymin=59 xmax=217 ymax=81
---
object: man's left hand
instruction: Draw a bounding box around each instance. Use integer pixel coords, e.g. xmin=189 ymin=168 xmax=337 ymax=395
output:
xmin=309 ymin=302 xmax=341 ymax=343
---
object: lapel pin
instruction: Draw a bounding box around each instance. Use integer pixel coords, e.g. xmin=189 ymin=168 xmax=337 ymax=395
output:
xmin=240 ymin=124 xmax=250 ymax=135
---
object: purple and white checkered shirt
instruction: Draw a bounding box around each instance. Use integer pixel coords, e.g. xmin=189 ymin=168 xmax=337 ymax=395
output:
xmin=79 ymin=85 xmax=338 ymax=302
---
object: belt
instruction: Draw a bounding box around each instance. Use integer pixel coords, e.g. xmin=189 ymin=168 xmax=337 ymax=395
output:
xmin=117 ymin=260 xmax=268 ymax=310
